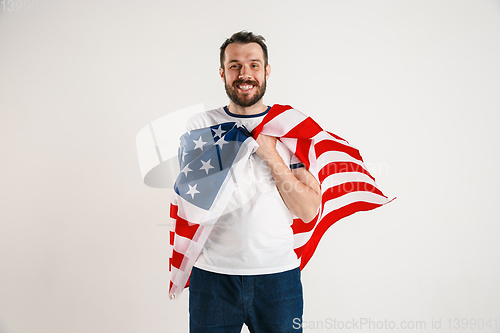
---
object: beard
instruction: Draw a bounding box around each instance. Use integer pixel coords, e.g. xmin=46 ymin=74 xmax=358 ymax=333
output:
xmin=224 ymin=77 xmax=267 ymax=108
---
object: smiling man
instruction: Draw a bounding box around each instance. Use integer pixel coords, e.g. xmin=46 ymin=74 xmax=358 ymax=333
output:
xmin=221 ymin=41 xmax=269 ymax=110
xmin=183 ymin=31 xmax=321 ymax=333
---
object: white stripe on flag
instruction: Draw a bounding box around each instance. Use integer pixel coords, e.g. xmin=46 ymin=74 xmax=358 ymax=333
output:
xmin=293 ymin=229 xmax=315 ymax=249
xmin=313 ymin=132 xmax=349 ymax=145
xmin=260 ymin=109 xmax=307 ymax=137
xmin=322 ymin=191 xmax=389 ymax=218
xmin=280 ymin=137 xmax=298 ymax=155
xmin=172 ymin=233 xmax=193 ymax=254
xmin=321 ymin=172 xmax=378 ymax=193
xmin=317 ymin=151 xmax=367 ymax=170
xmin=173 ymin=195 xmax=209 ymax=224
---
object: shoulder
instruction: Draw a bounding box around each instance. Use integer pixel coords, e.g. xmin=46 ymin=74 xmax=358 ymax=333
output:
xmin=185 ymin=106 xmax=228 ymax=131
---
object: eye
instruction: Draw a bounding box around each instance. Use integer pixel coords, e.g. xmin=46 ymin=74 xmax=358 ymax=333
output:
xmin=252 ymin=64 xmax=259 ymax=68
xmin=230 ymin=64 xmax=240 ymax=69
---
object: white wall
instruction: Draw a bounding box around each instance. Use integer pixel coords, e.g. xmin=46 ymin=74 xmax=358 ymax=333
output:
xmin=1 ymin=1 xmax=499 ymax=332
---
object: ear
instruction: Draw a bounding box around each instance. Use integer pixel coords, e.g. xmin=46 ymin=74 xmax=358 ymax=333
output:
xmin=265 ymin=64 xmax=271 ymax=80
xmin=219 ymin=67 xmax=225 ymax=82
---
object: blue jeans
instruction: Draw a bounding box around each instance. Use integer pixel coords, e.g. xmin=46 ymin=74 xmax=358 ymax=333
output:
xmin=189 ymin=266 xmax=303 ymax=333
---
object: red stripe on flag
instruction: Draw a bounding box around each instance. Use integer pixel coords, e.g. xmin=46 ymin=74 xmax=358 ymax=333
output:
xmin=318 ymin=161 xmax=375 ymax=183
xmin=283 ymin=117 xmax=322 ymax=139
xmin=315 ymin=139 xmax=363 ymax=161
xmin=170 ymin=203 xmax=178 ymax=219
xmin=251 ymin=104 xmax=293 ymax=138
xmin=298 ymin=201 xmax=384 ymax=269
xmin=322 ymin=182 xmax=386 ymax=202
xmin=174 ymin=216 xmax=200 ymax=239
xmin=171 ymin=249 xmax=185 ymax=270
xmin=170 ymin=231 xmax=175 ymax=246
xmin=169 ymin=275 xmax=191 ymax=291
xmin=326 ymin=131 xmax=348 ymax=143
xmin=291 ymin=216 xmax=318 ymax=234
xmin=293 ymin=138 xmax=312 ymax=170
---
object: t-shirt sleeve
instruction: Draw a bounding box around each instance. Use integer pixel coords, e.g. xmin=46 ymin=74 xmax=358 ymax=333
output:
xmin=185 ymin=114 xmax=203 ymax=132
xmin=185 ymin=109 xmax=221 ymax=132
xmin=290 ymin=154 xmax=305 ymax=169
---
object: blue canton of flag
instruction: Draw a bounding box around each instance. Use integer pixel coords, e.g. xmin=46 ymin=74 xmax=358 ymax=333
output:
xmin=174 ymin=122 xmax=252 ymax=211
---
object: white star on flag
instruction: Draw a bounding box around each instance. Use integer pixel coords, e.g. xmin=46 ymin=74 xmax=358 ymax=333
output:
xmin=181 ymin=163 xmax=192 ymax=177
xmin=182 ymin=150 xmax=188 ymax=162
xmin=199 ymin=159 xmax=214 ymax=174
xmin=186 ymin=184 xmax=200 ymax=199
xmin=212 ymin=125 xmax=226 ymax=138
xmin=214 ymin=136 xmax=228 ymax=149
xmin=193 ymin=136 xmax=207 ymax=151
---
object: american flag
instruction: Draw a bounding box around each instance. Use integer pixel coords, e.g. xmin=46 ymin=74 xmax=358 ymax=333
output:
xmin=169 ymin=121 xmax=258 ymax=300
xmin=168 ymin=104 xmax=392 ymax=300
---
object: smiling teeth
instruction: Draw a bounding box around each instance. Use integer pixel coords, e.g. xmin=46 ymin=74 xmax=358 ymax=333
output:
xmin=238 ymin=85 xmax=253 ymax=90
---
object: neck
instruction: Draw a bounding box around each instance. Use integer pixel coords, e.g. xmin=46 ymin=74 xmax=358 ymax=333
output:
xmin=227 ymin=100 xmax=268 ymax=116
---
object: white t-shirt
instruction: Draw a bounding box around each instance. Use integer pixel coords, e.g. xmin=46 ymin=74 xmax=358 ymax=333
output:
xmin=187 ymin=106 xmax=301 ymax=275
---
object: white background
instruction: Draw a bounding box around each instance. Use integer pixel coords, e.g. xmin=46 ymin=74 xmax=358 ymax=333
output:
xmin=1 ymin=1 xmax=500 ymax=332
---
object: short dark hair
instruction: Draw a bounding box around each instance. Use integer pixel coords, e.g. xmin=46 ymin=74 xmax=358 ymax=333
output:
xmin=220 ymin=31 xmax=268 ymax=69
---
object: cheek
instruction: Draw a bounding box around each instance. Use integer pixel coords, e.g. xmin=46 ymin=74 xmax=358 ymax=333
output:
xmin=257 ymin=71 xmax=267 ymax=81
xmin=224 ymin=73 xmax=236 ymax=84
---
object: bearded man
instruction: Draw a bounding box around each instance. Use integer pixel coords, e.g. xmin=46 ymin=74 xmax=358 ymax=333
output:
xmin=184 ymin=31 xmax=321 ymax=333
xmin=169 ymin=30 xmax=391 ymax=333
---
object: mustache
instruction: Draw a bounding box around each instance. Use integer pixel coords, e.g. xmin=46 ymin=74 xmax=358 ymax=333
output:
xmin=232 ymin=79 xmax=259 ymax=86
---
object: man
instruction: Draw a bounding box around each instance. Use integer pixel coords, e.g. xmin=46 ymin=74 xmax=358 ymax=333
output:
xmin=185 ymin=31 xmax=321 ymax=332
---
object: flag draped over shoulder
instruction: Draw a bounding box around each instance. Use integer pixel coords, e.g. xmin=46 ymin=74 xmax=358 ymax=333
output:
xmin=252 ymin=105 xmax=393 ymax=270
xmin=169 ymin=104 xmax=392 ymax=300
xmin=169 ymin=122 xmax=258 ymax=300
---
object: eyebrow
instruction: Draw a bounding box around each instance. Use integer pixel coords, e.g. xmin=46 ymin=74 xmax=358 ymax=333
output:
xmin=227 ymin=59 xmax=263 ymax=64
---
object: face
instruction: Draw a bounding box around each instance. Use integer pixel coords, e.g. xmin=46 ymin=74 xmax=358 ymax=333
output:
xmin=220 ymin=43 xmax=271 ymax=108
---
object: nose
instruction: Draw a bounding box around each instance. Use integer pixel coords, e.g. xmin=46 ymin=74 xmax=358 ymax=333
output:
xmin=238 ymin=65 xmax=251 ymax=80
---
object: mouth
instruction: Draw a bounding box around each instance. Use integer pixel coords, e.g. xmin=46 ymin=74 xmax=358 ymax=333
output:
xmin=234 ymin=80 xmax=258 ymax=93
xmin=236 ymin=84 xmax=254 ymax=92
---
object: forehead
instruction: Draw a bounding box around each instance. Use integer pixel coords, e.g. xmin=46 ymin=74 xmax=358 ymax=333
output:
xmin=224 ymin=42 xmax=265 ymax=64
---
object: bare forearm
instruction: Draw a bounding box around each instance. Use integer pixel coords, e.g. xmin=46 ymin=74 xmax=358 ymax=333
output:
xmin=263 ymin=154 xmax=321 ymax=223
xmin=255 ymin=134 xmax=321 ymax=222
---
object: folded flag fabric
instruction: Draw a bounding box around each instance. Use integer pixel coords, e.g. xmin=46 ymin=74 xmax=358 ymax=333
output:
xmin=169 ymin=122 xmax=258 ymax=300
xmin=168 ymin=104 xmax=392 ymax=300
xmin=252 ymin=105 xmax=393 ymax=270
